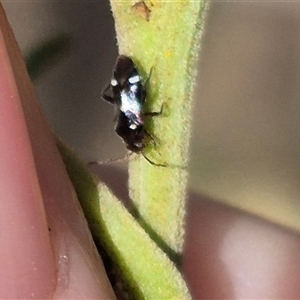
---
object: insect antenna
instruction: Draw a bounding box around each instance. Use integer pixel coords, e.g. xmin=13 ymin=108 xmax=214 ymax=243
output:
xmin=89 ymin=152 xmax=133 ymax=166
xmin=90 ymin=150 xmax=181 ymax=168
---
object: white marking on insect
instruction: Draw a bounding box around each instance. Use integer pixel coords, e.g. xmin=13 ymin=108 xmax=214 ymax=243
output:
xmin=130 ymin=84 xmax=138 ymax=93
xmin=128 ymin=75 xmax=141 ymax=84
xmin=129 ymin=123 xmax=138 ymax=130
xmin=111 ymin=78 xmax=118 ymax=86
xmin=120 ymin=91 xmax=143 ymax=125
xmin=120 ymin=92 xmax=141 ymax=114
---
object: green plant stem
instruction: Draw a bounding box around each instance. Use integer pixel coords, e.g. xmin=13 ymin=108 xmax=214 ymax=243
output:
xmin=110 ymin=0 xmax=209 ymax=254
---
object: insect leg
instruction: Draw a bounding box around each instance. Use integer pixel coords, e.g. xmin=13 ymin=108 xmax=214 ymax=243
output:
xmin=101 ymin=84 xmax=115 ymax=104
xmin=141 ymin=152 xmax=167 ymax=167
xmin=144 ymin=66 xmax=154 ymax=89
xmin=144 ymin=102 xmax=165 ymax=117
xmin=144 ymin=129 xmax=157 ymax=147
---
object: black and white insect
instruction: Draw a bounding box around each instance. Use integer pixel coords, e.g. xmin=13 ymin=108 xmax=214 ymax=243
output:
xmin=101 ymin=55 xmax=165 ymax=166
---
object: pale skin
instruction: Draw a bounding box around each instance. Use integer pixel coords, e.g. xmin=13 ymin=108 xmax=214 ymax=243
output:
xmin=0 ymin=6 xmax=114 ymax=299
xmin=1 ymin=4 xmax=300 ymax=299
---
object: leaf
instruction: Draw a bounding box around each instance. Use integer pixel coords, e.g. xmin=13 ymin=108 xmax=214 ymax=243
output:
xmin=57 ymin=140 xmax=191 ymax=299
xmin=25 ymin=34 xmax=73 ymax=81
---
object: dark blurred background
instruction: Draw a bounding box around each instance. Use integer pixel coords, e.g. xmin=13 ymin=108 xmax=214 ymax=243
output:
xmin=3 ymin=2 xmax=300 ymax=233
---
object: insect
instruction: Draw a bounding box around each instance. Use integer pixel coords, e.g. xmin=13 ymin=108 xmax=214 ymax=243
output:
xmin=101 ymin=55 xmax=166 ymax=167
